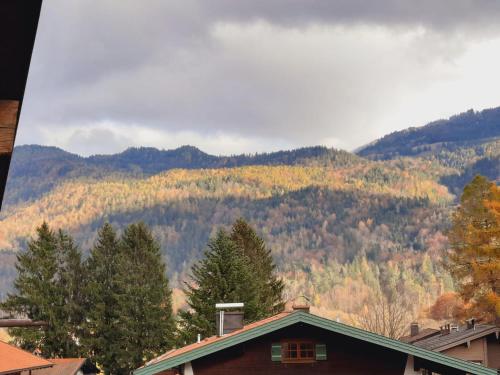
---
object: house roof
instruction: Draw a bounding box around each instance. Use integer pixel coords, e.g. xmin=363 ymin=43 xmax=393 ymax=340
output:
xmin=400 ymin=328 xmax=440 ymax=344
xmin=413 ymin=324 xmax=500 ymax=352
xmin=0 ymin=340 xmax=53 ymax=374
xmin=144 ymin=311 xmax=292 ymax=369
xmin=25 ymin=358 xmax=87 ymax=375
xmin=134 ymin=311 xmax=497 ymax=375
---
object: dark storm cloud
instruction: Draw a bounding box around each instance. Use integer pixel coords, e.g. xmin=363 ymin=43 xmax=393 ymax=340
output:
xmin=17 ymin=0 xmax=500 ymax=155
xmin=206 ymin=0 xmax=500 ymax=31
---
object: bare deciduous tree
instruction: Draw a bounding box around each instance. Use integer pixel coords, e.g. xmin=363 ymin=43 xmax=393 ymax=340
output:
xmin=354 ymin=291 xmax=415 ymax=339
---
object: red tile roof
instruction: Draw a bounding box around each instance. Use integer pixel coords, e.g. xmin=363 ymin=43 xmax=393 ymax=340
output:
xmin=24 ymin=358 xmax=87 ymax=375
xmin=0 ymin=340 xmax=53 ymax=374
xmin=144 ymin=311 xmax=292 ymax=367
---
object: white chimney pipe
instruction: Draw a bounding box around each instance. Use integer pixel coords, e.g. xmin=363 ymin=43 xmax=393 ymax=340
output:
xmin=219 ymin=310 xmax=224 ymax=336
xmin=216 ymin=303 xmax=244 ymax=309
xmin=216 ymin=302 xmax=244 ymax=337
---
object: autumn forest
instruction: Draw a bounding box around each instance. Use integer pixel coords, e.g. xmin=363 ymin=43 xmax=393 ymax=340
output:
xmin=1 ymin=106 xmax=499 ymax=331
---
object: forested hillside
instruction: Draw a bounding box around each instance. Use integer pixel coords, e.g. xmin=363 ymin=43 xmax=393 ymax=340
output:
xmin=0 ymin=155 xmax=454 ymax=319
xmin=4 ymin=145 xmax=359 ymax=207
xmin=358 ymin=107 xmax=500 ymax=162
xmin=1 ymin=106 xmax=499 ymax=320
xmin=358 ymin=107 xmax=500 ymax=196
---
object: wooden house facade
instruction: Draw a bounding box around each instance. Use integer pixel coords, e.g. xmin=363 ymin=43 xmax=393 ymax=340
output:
xmin=135 ymin=309 xmax=496 ymax=375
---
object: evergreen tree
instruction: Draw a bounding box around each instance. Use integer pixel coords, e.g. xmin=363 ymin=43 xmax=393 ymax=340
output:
xmin=53 ymin=230 xmax=85 ymax=357
xmin=83 ymin=223 xmax=126 ymax=374
xmin=178 ymin=229 xmax=259 ymax=343
xmin=1 ymin=223 xmax=84 ymax=357
xmin=117 ymin=222 xmax=175 ymax=372
xmin=230 ymin=218 xmax=284 ymax=317
xmin=447 ymin=175 xmax=500 ymax=321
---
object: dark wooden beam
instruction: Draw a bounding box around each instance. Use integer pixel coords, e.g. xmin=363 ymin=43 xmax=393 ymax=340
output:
xmin=0 ymin=319 xmax=48 ymax=328
xmin=0 ymin=1 xmax=43 ymax=210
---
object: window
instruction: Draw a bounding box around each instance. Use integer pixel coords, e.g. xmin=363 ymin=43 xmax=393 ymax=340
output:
xmin=271 ymin=341 xmax=327 ymax=362
xmin=282 ymin=341 xmax=315 ymax=362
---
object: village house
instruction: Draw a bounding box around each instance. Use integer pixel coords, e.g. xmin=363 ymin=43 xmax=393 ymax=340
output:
xmin=402 ymin=320 xmax=500 ymax=371
xmin=135 ymin=305 xmax=497 ymax=375
xmin=0 ymin=340 xmax=53 ymax=375
xmin=0 ymin=339 xmax=99 ymax=375
xmin=20 ymin=358 xmax=99 ymax=375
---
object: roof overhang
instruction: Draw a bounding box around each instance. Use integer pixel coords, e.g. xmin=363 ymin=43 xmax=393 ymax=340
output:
xmin=0 ymin=1 xmax=43 ymax=210
xmin=134 ymin=311 xmax=497 ymax=375
xmin=430 ymin=327 xmax=500 ymax=352
xmin=0 ymin=363 xmax=53 ymax=375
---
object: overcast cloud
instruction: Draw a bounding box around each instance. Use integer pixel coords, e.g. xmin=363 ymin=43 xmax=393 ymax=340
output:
xmin=16 ymin=0 xmax=500 ymax=156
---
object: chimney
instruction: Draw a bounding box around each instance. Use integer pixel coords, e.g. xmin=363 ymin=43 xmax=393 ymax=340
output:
xmin=291 ymin=296 xmax=311 ymax=313
xmin=292 ymin=304 xmax=310 ymax=313
xmin=440 ymin=324 xmax=451 ymax=335
xmin=466 ymin=318 xmax=476 ymax=330
xmin=410 ymin=322 xmax=419 ymax=337
xmin=215 ymin=303 xmax=244 ymax=336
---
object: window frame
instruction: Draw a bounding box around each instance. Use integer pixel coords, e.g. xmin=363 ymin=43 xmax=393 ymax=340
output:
xmin=280 ymin=340 xmax=316 ymax=363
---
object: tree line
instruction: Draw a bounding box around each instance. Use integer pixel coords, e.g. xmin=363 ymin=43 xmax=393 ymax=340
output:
xmin=1 ymin=218 xmax=284 ymax=374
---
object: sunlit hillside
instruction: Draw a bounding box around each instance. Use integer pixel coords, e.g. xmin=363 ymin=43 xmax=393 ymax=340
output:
xmin=0 ymin=161 xmax=452 ymax=250
xmin=0 ymin=157 xmax=456 ymax=319
xmin=1 ymin=106 xmax=499 ymax=320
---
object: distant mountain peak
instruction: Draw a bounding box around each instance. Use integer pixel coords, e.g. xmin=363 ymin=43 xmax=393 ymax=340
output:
xmin=357 ymin=106 xmax=500 ymax=160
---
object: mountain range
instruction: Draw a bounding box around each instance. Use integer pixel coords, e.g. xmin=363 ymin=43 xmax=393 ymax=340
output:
xmin=0 ymin=106 xmax=499 ymax=318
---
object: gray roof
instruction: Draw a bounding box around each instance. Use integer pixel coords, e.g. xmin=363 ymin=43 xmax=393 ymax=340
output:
xmin=414 ymin=324 xmax=500 ymax=351
xmin=401 ymin=328 xmax=440 ymax=344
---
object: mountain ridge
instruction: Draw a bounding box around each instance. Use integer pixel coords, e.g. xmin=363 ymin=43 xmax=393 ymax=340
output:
xmin=357 ymin=107 xmax=500 ymax=162
xmin=1 ymin=105 xmax=499 ymax=317
xmin=4 ymin=144 xmax=361 ymax=207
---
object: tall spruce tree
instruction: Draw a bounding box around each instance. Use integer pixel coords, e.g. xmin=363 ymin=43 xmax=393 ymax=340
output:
xmin=1 ymin=223 xmax=84 ymax=357
xmin=83 ymin=223 xmax=126 ymax=374
xmin=178 ymin=229 xmax=259 ymax=344
xmin=53 ymin=230 xmax=85 ymax=357
xmin=230 ymin=218 xmax=285 ymax=317
xmin=117 ymin=222 xmax=175 ymax=372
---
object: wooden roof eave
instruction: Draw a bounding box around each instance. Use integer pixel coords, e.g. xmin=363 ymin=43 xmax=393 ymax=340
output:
xmin=0 ymin=363 xmax=53 ymax=375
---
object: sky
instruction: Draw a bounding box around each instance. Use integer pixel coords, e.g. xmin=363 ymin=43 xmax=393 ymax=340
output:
xmin=16 ymin=0 xmax=500 ymax=156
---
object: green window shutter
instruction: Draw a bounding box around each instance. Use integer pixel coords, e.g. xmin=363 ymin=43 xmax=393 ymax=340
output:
xmin=271 ymin=343 xmax=282 ymax=362
xmin=315 ymin=343 xmax=327 ymax=360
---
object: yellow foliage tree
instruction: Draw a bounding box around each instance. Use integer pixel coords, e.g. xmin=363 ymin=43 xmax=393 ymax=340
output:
xmin=447 ymin=175 xmax=500 ymax=321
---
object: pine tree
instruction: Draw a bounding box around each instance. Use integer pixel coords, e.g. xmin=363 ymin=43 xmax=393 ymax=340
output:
xmin=83 ymin=223 xmax=126 ymax=374
xmin=230 ymin=218 xmax=284 ymax=317
xmin=447 ymin=175 xmax=500 ymax=321
xmin=117 ymin=222 xmax=175 ymax=372
xmin=178 ymin=229 xmax=259 ymax=344
xmin=1 ymin=223 xmax=84 ymax=357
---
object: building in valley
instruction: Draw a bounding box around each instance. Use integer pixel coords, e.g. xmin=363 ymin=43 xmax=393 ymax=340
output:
xmin=135 ymin=306 xmax=496 ymax=375
xmin=403 ymin=320 xmax=500 ymax=371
